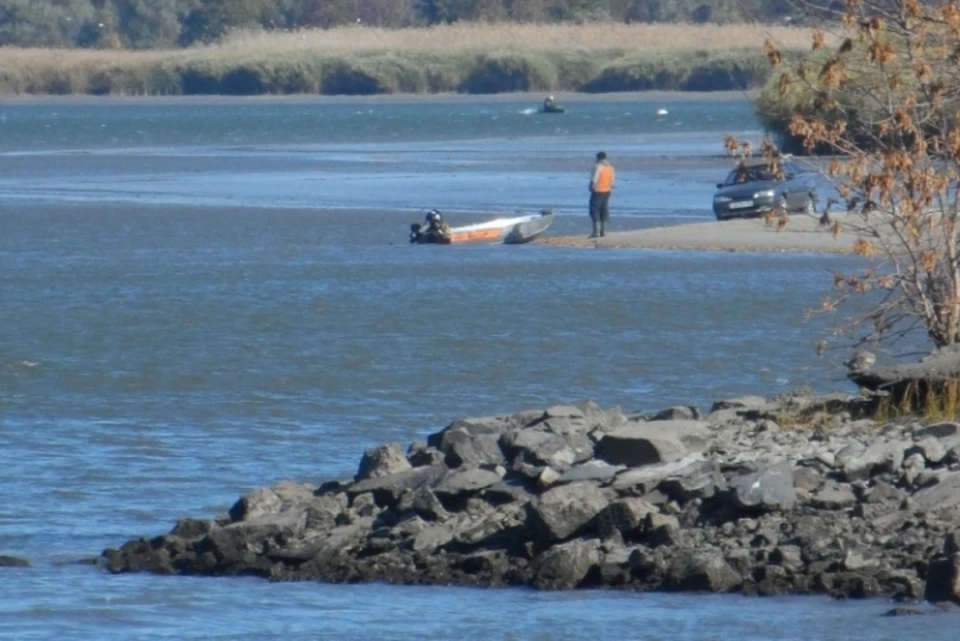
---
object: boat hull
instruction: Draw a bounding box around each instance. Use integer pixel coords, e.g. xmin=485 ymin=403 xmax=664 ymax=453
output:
xmin=411 ymin=212 xmax=554 ymax=245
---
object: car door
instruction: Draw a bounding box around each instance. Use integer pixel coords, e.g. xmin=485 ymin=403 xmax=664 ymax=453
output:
xmin=782 ymin=162 xmax=810 ymax=210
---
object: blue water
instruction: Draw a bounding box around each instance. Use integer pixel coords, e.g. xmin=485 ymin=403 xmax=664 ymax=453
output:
xmin=1 ymin=94 xmax=955 ymax=639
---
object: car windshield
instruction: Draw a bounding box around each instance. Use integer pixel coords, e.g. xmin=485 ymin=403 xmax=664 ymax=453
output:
xmin=723 ymin=165 xmax=775 ymax=186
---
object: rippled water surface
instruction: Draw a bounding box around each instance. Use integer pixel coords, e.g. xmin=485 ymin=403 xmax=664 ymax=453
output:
xmin=1 ymin=95 xmax=956 ymax=640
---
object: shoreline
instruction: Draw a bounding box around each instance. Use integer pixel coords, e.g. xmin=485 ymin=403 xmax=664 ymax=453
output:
xmin=539 ymin=214 xmax=858 ymax=255
xmin=101 ymin=390 xmax=960 ymax=605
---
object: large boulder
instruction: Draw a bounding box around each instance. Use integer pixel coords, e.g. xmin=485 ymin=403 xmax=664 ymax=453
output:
xmin=0 ymin=555 xmax=29 ymax=568
xmin=501 ymin=429 xmax=586 ymax=470
xmin=433 ymin=468 xmax=503 ymax=501
xmin=730 ymin=460 xmax=797 ymax=512
xmin=356 ymin=443 xmax=412 ymax=481
xmin=437 ymin=429 xmax=504 ymax=468
xmin=913 ymin=471 xmax=960 ymax=511
xmin=532 ymin=538 xmax=601 ymax=589
xmin=665 ymin=548 xmax=742 ymax=592
xmin=842 ymin=440 xmax=907 ymax=482
xmin=532 ymin=482 xmax=610 ymax=542
xmin=595 ymin=420 xmax=709 ymax=468
xmin=348 ymin=465 xmax=446 ymax=507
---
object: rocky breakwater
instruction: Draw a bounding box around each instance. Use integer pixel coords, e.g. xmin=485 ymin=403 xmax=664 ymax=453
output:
xmin=103 ymin=393 xmax=960 ymax=602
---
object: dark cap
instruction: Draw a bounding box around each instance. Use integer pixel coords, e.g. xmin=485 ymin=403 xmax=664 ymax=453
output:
xmin=596 ymin=151 xmax=607 ymax=160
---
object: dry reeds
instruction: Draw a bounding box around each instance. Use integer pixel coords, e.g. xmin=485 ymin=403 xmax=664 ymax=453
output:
xmin=0 ymin=22 xmax=818 ymax=96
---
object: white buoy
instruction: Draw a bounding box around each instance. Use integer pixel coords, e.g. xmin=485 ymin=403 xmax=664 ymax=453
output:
xmin=656 ymin=107 xmax=668 ymax=117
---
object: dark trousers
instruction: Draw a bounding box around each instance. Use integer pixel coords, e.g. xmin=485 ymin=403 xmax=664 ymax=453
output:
xmin=589 ymin=191 xmax=611 ymax=222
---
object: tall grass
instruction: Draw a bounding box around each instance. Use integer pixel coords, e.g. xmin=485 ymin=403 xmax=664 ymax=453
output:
xmin=0 ymin=23 xmax=817 ymax=96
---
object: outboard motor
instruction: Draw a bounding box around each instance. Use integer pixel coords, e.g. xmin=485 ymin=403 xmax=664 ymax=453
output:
xmin=409 ymin=222 xmax=423 ymax=243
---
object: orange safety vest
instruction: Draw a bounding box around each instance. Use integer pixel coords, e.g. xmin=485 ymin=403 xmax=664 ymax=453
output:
xmin=592 ymin=164 xmax=615 ymax=193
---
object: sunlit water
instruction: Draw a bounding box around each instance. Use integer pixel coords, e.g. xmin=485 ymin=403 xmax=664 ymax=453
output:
xmin=1 ymin=95 xmax=954 ymax=639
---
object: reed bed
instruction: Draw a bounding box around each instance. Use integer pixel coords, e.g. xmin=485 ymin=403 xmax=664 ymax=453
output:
xmin=0 ymin=22 xmax=818 ymax=96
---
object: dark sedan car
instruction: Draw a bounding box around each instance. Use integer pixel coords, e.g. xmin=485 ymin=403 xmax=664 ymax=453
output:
xmin=712 ymin=159 xmax=817 ymax=221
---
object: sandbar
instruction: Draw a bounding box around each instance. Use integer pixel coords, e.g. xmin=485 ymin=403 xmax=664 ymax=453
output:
xmin=539 ymin=213 xmax=859 ymax=255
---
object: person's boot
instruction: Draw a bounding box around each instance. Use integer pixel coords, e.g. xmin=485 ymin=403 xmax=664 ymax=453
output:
xmin=599 ymin=221 xmax=606 ymax=237
xmin=589 ymin=221 xmax=599 ymax=238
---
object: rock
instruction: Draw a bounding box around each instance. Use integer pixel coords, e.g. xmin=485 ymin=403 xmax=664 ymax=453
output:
xmin=348 ymin=465 xmax=446 ymax=507
xmin=792 ymin=467 xmax=825 ymax=494
xmin=884 ymin=606 xmax=928 ymax=617
xmin=710 ymin=396 xmax=769 ymax=413
xmin=915 ymin=422 xmax=960 ymax=439
xmin=842 ymin=440 xmax=906 ymax=482
xmin=665 ymin=549 xmax=742 ymax=593
xmin=913 ymin=471 xmax=960 ymax=511
xmin=769 ymin=545 xmax=804 ymax=572
xmin=657 ymin=460 xmax=726 ymax=503
xmin=500 ymin=429 xmax=580 ymax=470
xmin=538 ymin=467 xmax=560 ymax=490
xmin=811 ymin=482 xmax=856 ymax=510
xmin=611 ymin=454 xmax=704 ymax=494
xmin=902 ymin=453 xmax=926 ymax=486
xmin=229 ymin=488 xmax=282 ymax=522
xmin=731 ymin=460 xmax=797 ymax=512
xmin=644 ymin=512 xmax=681 ymax=547
xmin=433 ymin=468 xmax=502 ymax=500
xmin=532 ymin=482 xmax=610 ymax=542
xmin=0 ymin=555 xmax=29 ymax=568
xmin=651 ymin=405 xmax=701 ymax=421
xmin=558 ymin=460 xmax=625 ymax=484
xmin=397 ymin=487 xmax=449 ymax=521
xmin=532 ymin=538 xmax=601 ymax=589
xmin=596 ymin=498 xmax=657 ymax=540
xmin=170 ymin=518 xmax=215 ymax=540
xmin=437 ymin=428 xmax=505 ymax=469
xmin=356 ymin=443 xmax=412 ymax=481
xmin=407 ymin=443 xmax=445 ymax=468
xmin=596 ymin=420 xmax=711 ymax=468
xmin=915 ymin=437 xmax=948 ymax=466
xmin=483 ymin=479 xmax=536 ymax=506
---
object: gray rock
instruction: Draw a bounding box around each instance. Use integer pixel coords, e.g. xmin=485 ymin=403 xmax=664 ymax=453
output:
xmin=501 ymin=429 xmax=580 ymax=470
xmin=657 ymin=460 xmax=726 ymax=503
xmin=438 ymin=428 xmax=505 ymax=468
xmin=533 ymin=482 xmax=610 ymax=542
xmin=356 ymin=443 xmax=412 ymax=481
xmin=229 ymin=487 xmax=283 ymax=522
xmin=792 ymin=466 xmax=825 ymax=494
xmin=559 ymin=460 xmax=626 ymax=484
xmin=538 ymin=467 xmax=561 ymax=490
xmin=915 ymin=422 xmax=960 ymax=439
xmin=731 ymin=460 xmax=797 ymax=512
xmin=901 ymin=453 xmax=926 ymax=486
xmin=0 ymin=555 xmax=29 ymax=568
xmin=645 ymin=512 xmax=681 ymax=547
xmin=842 ymin=440 xmax=906 ymax=482
xmin=532 ymin=538 xmax=601 ymax=589
xmin=596 ymin=498 xmax=657 ymax=540
xmin=710 ymin=396 xmax=769 ymax=413
xmin=666 ymin=549 xmax=742 ymax=592
xmin=452 ymin=503 xmax=528 ymax=548
xmin=397 ymin=487 xmax=449 ymax=521
xmin=611 ymin=454 xmax=705 ymax=494
xmin=482 ymin=479 xmax=537 ymax=506
xmin=811 ymin=482 xmax=856 ymax=510
xmin=769 ymin=545 xmax=804 ymax=572
xmin=913 ymin=471 xmax=960 ymax=511
xmin=433 ymin=468 xmax=503 ymax=499
xmin=598 ymin=420 xmax=711 ymax=468
xmin=348 ymin=465 xmax=446 ymax=507
xmin=915 ymin=437 xmax=948 ymax=466
xmin=651 ymin=405 xmax=702 ymax=421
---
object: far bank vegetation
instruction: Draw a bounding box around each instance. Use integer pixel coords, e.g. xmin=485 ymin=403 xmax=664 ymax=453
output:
xmin=0 ymin=0 xmax=817 ymax=96
xmin=0 ymin=22 xmax=815 ymax=96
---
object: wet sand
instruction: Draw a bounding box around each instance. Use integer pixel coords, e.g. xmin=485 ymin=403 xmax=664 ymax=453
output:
xmin=539 ymin=212 xmax=858 ymax=255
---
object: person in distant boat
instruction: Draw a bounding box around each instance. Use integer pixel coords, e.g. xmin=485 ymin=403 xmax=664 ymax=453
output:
xmin=544 ymin=95 xmax=555 ymax=110
xmin=424 ymin=209 xmax=451 ymax=243
xmin=588 ymin=151 xmax=615 ymax=238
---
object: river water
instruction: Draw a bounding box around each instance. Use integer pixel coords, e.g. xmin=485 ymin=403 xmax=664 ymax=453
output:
xmin=1 ymin=94 xmax=955 ymax=640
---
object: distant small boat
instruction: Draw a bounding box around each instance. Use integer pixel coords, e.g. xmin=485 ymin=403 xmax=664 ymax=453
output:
xmin=410 ymin=210 xmax=555 ymax=245
xmin=656 ymin=107 xmax=669 ymax=116
xmin=541 ymin=104 xmax=565 ymax=114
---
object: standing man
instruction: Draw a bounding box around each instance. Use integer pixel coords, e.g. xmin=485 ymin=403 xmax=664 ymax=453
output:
xmin=589 ymin=151 xmax=615 ymax=238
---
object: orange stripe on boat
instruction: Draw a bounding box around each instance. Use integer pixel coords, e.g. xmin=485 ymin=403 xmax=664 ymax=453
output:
xmin=450 ymin=228 xmax=504 ymax=243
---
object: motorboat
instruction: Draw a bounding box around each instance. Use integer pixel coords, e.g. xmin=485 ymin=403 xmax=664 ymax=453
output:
xmin=410 ymin=209 xmax=555 ymax=245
